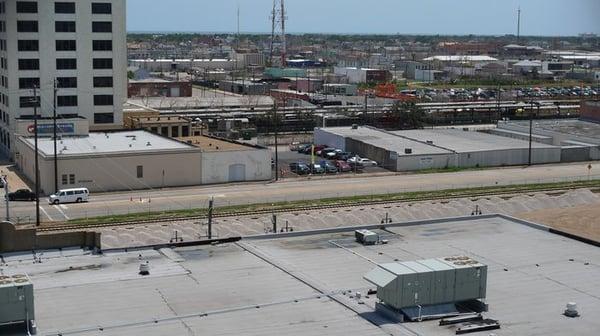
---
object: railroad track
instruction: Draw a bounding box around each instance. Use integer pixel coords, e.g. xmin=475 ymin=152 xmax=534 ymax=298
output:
xmin=37 ymin=184 xmax=597 ymax=233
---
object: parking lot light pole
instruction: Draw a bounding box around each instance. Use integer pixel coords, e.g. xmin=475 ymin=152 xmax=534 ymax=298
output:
xmin=273 ymin=101 xmax=279 ymax=181
xmin=2 ymin=176 xmax=8 ymax=221
xmin=528 ymin=101 xmax=540 ymax=167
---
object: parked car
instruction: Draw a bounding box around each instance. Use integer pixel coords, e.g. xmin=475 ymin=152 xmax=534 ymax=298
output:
xmin=296 ymin=144 xmax=312 ymax=153
xmin=309 ymin=163 xmax=325 ymax=174
xmin=313 ymin=145 xmax=328 ymax=156
xmin=348 ymin=156 xmax=378 ymax=167
xmin=320 ymin=148 xmax=337 ymax=158
xmin=320 ymin=161 xmax=338 ymax=174
xmin=334 ymin=160 xmax=352 ymax=172
xmin=333 ymin=151 xmax=352 ymax=160
xmin=48 ymin=188 xmax=89 ymax=204
xmin=289 ymin=162 xmax=310 ymax=175
xmin=7 ymin=189 xmax=36 ymax=201
xmin=347 ymin=160 xmax=365 ymax=171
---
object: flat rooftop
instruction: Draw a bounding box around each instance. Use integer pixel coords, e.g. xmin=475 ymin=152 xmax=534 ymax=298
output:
xmin=21 ymin=130 xmax=195 ymax=157
xmin=177 ymin=135 xmax=256 ymax=152
xmin=395 ymin=129 xmax=558 ymax=152
xmin=127 ymin=96 xmax=275 ymax=109
xmin=502 ymin=119 xmax=600 ymax=144
xmin=2 ymin=215 xmax=598 ymax=335
xmin=321 ymin=126 xmax=453 ymax=156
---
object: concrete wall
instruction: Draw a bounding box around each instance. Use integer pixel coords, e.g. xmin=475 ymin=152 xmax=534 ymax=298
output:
xmin=561 ymin=146 xmax=592 ymax=162
xmin=457 ymin=148 xmax=561 ymax=167
xmin=0 ymin=222 xmax=100 ymax=253
xmin=314 ymin=128 xmax=346 ymax=151
xmin=201 ymin=149 xmax=272 ymax=185
xmin=488 ymin=129 xmax=554 ymax=145
xmin=396 ymin=153 xmax=458 ymax=171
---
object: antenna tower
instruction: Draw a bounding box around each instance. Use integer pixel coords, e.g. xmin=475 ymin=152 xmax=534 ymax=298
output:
xmin=269 ymin=0 xmax=286 ymax=67
xmin=517 ymin=7 xmax=521 ymax=42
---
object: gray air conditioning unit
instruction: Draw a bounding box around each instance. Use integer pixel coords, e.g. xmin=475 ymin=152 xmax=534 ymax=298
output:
xmin=0 ymin=274 xmax=36 ymax=334
xmin=355 ymin=229 xmax=379 ymax=245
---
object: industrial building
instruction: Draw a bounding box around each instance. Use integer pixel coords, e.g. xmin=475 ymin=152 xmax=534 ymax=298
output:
xmin=1 ymin=214 xmax=598 ymax=335
xmin=14 ymin=129 xmax=271 ymax=193
xmin=1 ymin=0 xmax=128 ymax=159
xmin=333 ymin=67 xmax=392 ymax=84
xmin=128 ymin=58 xmax=235 ymax=72
xmin=127 ymin=78 xmax=192 ymax=98
xmin=315 ymin=126 xmax=562 ymax=171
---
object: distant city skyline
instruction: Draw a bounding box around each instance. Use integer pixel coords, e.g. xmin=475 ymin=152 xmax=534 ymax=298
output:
xmin=127 ymin=0 xmax=600 ymax=36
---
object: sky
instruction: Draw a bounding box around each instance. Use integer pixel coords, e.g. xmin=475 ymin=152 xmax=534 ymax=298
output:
xmin=127 ymin=0 xmax=600 ymax=36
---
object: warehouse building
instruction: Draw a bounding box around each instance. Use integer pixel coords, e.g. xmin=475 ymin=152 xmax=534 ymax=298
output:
xmin=15 ymin=130 xmax=271 ymax=193
xmin=315 ymin=126 xmax=562 ymax=171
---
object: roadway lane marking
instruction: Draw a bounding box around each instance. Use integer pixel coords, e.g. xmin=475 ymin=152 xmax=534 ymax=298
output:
xmin=53 ymin=204 xmax=70 ymax=220
xmin=59 ymin=204 xmax=68 ymax=210
xmin=39 ymin=206 xmax=54 ymax=221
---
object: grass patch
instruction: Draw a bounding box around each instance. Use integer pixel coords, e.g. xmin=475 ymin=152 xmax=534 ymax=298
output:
xmin=65 ymin=179 xmax=600 ymax=226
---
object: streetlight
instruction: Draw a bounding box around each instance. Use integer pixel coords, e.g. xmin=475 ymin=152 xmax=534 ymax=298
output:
xmin=528 ymin=101 xmax=541 ymax=166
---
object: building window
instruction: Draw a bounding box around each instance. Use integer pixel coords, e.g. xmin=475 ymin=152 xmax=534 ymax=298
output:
xmin=56 ymin=58 xmax=76 ymax=70
xmin=55 ymin=21 xmax=76 ymax=33
xmin=92 ymin=40 xmax=112 ymax=51
xmin=93 ymin=58 xmax=112 ymax=69
xmin=93 ymin=76 xmax=113 ymax=87
xmin=18 ymin=77 xmax=39 ymax=89
xmin=19 ymin=96 xmax=40 ymax=108
xmin=94 ymin=113 xmax=114 ymax=124
xmin=171 ymin=126 xmax=179 ymax=137
xmin=161 ymin=126 xmax=168 ymax=135
xmin=57 ymin=95 xmax=77 ymax=107
xmin=55 ymin=2 xmax=75 ymax=13
xmin=91 ymin=3 xmax=111 ymax=14
xmin=16 ymin=1 xmax=37 ymax=13
xmin=69 ymin=174 xmax=75 ymax=184
xmin=18 ymin=40 xmax=39 ymax=52
xmin=136 ymin=165 xmax=143 ymax=178
xmin=57 ymin=77 xmax=77 ymax=88
xmin=61 ymin=174 xmax=68 ymax=184
xmin=17 ymin=21 xmax=38 ymax=33
xmin=182 ymin=125 xmax=189 ymax=137
xmin=92 ymin=21 xmax=112 ymax=33
xmin=18 ymin=59 xmax=39 ymax=70
xmin=93 ymin=94 xmax=113 ymax=105
xmin=56 ymin=40 xmax=76 ymax=51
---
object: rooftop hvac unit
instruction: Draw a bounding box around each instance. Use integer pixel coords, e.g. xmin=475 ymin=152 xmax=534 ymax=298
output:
xmin=364 ymin=256 xmax=487 ymax=310
xmin=351 ymin=124 xmax=358 ymax=129
xmin=355 ymin=229 xmax=379 ymax=245
xmin=405 ymin=148 xmax=413 ymax=154
xmin=0 ymin=274 xmax=36 ymax=333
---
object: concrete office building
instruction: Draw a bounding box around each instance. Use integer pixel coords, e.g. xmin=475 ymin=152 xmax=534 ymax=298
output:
xmin=315 ymin=126 xmax=562 ymax=171
xmin=15 ymin=129 xmax=272 ymax=193
xmin=0 ymin=0 xmax=127 ymax=159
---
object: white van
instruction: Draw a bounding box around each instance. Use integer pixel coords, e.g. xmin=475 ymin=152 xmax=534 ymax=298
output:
xmin=48 ymin=188 xmax=89 ymax=204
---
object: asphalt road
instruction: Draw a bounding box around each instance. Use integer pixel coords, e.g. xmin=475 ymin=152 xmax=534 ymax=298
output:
xmin=3 ymin=161 xmax=598 ymax=223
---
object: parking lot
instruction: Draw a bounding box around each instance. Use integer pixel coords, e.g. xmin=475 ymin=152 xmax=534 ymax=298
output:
xmin=271 ymin=145 xmax=389 ymax=179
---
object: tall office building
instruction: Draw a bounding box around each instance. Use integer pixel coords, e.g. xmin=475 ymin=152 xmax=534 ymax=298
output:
xmin=0 ymin=0 xmax=126 ymax=158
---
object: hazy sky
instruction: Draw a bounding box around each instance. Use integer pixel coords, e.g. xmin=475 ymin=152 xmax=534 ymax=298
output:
xmin=127 ymin=0 xmax=600 ymax=36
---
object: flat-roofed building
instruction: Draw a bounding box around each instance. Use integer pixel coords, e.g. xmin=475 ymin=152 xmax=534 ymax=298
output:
xmin=15 ymin=130 xmax=271 ymax=193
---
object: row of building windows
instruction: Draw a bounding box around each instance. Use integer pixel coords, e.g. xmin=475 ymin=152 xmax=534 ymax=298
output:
xmin=1 ymin=110 xmax=10 ymax=125
xmin=10 ymin=76 xmax=112 ymax=90
xmin=18 ymin=94 xmax=114 ymax=108
xmin=0 ymin=2 xmax=5 ymax=15
xmin=18 ymin=58 xmax=113 ymax=70
xmin=17 ymin=2 xmax=112 ymax=15
xmin=1 ymin=75 xmax=6 ymax=88
xmin=0 ymin=57 xmax=6 ymax=70
xmin=0 ymin=39 xmax=6 ymax=51
xmin=18 ymin=40 xmax=113 ymax=52
xmin=16 ymin=20 xmax=112 ymax=33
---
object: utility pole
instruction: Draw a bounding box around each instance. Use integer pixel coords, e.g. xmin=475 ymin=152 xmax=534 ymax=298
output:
xmin=528 ymin=101 xmax=534 ymax=166
xmin=53 ymin=79 xmax=59 ymax=193
xmin=33 ymin=86 xmax=40 ymax=227
xmin=274 ymin=101 xmax=279 ymax=181
xmin=517 ymin=7 xmax=521 ymax=42
xmin=2 ymin=175 xmax=8 ymax=221
xmin=207 ymin=197 xmax=213 ymax=239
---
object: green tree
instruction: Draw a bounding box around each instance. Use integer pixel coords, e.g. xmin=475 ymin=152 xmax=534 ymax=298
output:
xmin=387 ymin=101 xmax=426 ymax=129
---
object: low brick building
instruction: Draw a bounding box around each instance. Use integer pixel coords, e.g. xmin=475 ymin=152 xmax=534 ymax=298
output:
xmin=128 ymin=78 xmax=192 ymax=98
